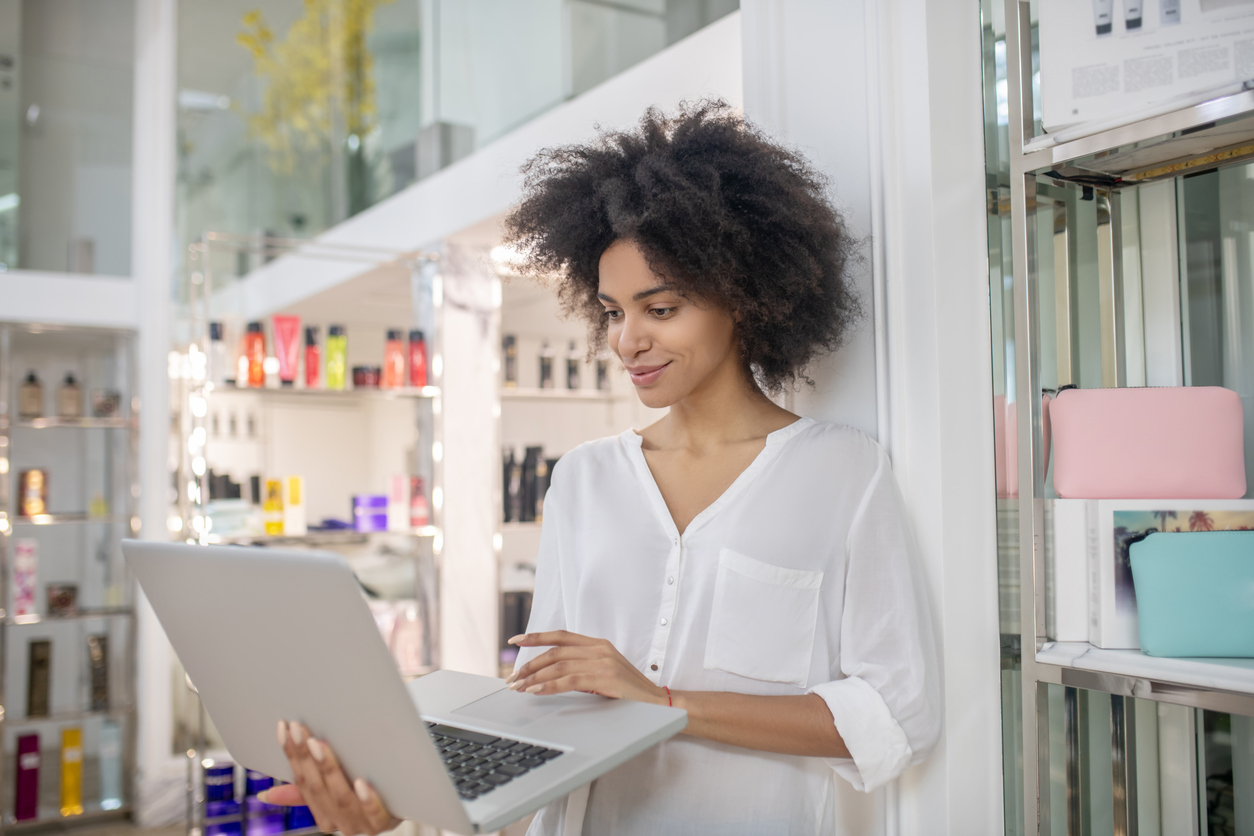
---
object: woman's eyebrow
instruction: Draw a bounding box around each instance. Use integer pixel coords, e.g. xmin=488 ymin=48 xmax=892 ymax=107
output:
xmin=597 ymin=285 xmax=675 ymax=304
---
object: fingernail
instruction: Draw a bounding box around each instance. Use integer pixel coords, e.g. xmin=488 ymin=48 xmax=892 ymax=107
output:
xmin=505 ymin=672 xmax=518 ymax=685
xmin=525 ymin=684 xmax=543 ymax=694
xmin=507 ymin=634 xmax=526 ymax=646
xmin=276 ymin=720 xmax=288 ymax=747
xmin=290 ymin=723 xmax=305 ymax=746
xmin=306 ymin=737 xmax=325 ymax=762
xmin=508 ymin=680 xmax=522 ymax=691
xmin=257 ymin=790 xmax=271 ymax=804
xmin=354 ymin=778 xmax=370 ymax=803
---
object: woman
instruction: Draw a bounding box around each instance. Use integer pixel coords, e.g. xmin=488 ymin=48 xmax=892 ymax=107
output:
xmin=265 ymin=101 xmax=940 ymax=835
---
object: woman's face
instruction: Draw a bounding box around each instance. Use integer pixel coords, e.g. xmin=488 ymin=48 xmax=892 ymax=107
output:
xmin=597 ymin=239 xmax=739 ymax=409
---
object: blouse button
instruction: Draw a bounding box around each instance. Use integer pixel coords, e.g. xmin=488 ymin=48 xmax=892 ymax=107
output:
xmin=650 ymin=664 xmax=658 ymax=671
xmin=667 ymin=576 xmax=674 ymax=585
xmin=660 ymin=617 xmax=668 ymax=626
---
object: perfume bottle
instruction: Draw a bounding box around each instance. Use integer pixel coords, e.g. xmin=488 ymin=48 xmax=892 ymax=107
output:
xmin=263 ymin=479 xmax=284 ymax=535
xmin=18 ymin=371 xmax=42 ymax=420
xmin=565 ymin=341 xmax=581 ymax=390
xmin=99 ymin=720 xmax=123 ymax=810
xmin=304 ymin=326 xmax=321 ymax=389
xmin=210 ymin=322 xmax=230 ymax=387
xmin=15 ymin=733 xmax=39 ymax=821
xmin=57 ymin=373 xmax=82 ymax=419
xmin=539 ymin=342 xmax=555 ymax=389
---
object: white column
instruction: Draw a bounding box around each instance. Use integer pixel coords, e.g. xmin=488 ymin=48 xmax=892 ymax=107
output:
xmin=132 ymin=0 xmax=180 ymax=825
xmin=741 ymin=1 xmax=1005 ymax=834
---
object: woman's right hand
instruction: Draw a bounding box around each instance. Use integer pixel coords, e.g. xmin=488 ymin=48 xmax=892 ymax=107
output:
xmin=258 ymin=720 xmax=401 ymax=836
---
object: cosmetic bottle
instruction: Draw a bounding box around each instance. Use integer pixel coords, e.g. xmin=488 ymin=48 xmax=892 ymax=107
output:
xmin=263 ymin=479 xmax=284 ymax=535
xmin=18 ymin=371 xmax=42 ymax=420
xmin=388 ymin=474 xmax=410 ymax=532
xmin=19 ymin=469 xmax=48 ymax=517
xmin=13 ymin=540 xmax=37 ymax=617
xmin=304 ymin=326 xmax=321 ymax=389
xmin=100 ymin=720 xmax=122 ymax=810
xmin=210 ymin=322 xmax=230 ymax=387
xmin=383 ymin=329 xmax=405 ymax=389
xmin=408 ymin=330 xmax=428 ymax=387
xmin=503 ymin=448 xmax=521 ymax=523
xmin=539 ymin=342 xmax=555 ymax=389
xmin=535 ymin=458 xmax=550 ymax=521
xmin=272 ymin=315 xmax=301 ymax=387
xmin=57 ymin=373 xmax=83 ymax=419
xmin=326 ymin=325 xmax=347 ymax=390
xmin=502 ymin=335 xmax=518 ymax=387
xmin=283 ymin=476 xmax=306 ymax=536
xmin=410 ymin=476 xmax=430 ymax=527
xmin=244 ymin=322 xmax=266 ymax=388
xmin=27 ymin=640 xmax=50 ymax=717
xmin=565 ymin=341 xmax=581 ymax=389
xmin=88 ymin=634 xmax=108 ymax=710
xmin=15 ymin=733 xmax=39 ymax=820
xmin=60 ymin=727 xmax=83 ymax=816
xmin=521 ymin=446 xmax=541 ymax=521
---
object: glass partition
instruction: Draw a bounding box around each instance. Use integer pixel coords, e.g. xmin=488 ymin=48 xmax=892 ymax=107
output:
xmin=0 ymin=0 xmax=135 ymax=276
xmin=175 ymin=0 xmax=738 ymax=274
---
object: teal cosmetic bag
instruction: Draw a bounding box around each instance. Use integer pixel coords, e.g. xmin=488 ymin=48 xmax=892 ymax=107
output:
xmin=1129 ymin=531 xmax=1254 ymax=658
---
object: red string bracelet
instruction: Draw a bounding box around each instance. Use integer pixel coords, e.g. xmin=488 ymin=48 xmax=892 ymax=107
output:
xmin=664 ymin=686 xmax=672 ymax=707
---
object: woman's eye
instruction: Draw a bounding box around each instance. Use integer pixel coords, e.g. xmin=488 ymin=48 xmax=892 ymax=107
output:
xmin=650 ymin=307 xmax=675 ymax=317
xmin=604 ymin=310 xmax=622 ymax=321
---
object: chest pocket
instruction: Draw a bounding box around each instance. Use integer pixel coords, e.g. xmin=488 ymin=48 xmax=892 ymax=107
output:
xmin=703 ymin=548 xmax=824 ymax=688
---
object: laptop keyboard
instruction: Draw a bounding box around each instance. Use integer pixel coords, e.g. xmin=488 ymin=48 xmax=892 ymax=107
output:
xmin=425 ymin=722 xmax=564 ymax=801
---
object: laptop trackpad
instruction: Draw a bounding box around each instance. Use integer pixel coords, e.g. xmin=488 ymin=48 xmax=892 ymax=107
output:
xmin=453 ymin=687 xmax=603 ymax=728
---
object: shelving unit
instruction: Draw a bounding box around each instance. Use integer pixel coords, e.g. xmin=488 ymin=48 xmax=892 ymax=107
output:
xmin=174 ymin=235 xmax=444 ymax=836
xmin=997 ymin=3 xmax=1254 ymax=834
xmin=0 ymin=324 xmax=138 ymax=833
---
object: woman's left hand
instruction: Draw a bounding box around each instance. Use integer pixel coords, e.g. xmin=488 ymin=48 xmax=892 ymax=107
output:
xmin=506 ymin=631 xmax=668 ymax=704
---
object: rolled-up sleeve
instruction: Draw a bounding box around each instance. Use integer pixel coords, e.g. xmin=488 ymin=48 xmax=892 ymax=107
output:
xmin=808 ymin=447 xmax=941 ymax=792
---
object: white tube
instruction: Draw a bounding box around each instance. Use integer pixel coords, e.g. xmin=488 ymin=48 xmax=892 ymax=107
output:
xmin=1094 ymin=0 xmax=1114 ymax=34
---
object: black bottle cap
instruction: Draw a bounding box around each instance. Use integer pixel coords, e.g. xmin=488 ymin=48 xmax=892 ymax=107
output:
xmin=305 ymin=326 xmax=319 ymax=345
xmin=387 ymin=328 xmax=403 ymax=341
xmin=246 ymin=322 xmax=263 ymax=333
xmin=329 ymin=325 xmax=345 ymax=337
xmin=209 ymin=322 xmax=224 ymax=341
xmin=409 ymin=329 xmax=424 ymax=342
xmin=63 ymin=372 xmax=76 ymax=385
xmin=24 ymin=370 xmax=37 ymax=383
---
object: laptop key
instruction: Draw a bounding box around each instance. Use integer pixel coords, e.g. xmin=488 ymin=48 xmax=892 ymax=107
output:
xmin=539 ymin=750 xmax=562 ymax=759
xmin=486 ymin=750 xmax=508 ymax=760
xmin=503 ymin=754 xmax=524 ymax=764
xmin=427 ymin=725 xmax=501 ymax=746
xmin=494 ymin=764 xmax=529 ymax=777
xmin=468 ymin=769 xmax=489 ymax=780
xmin=523 ymin=746 xmax=547 ymax=756
xmin=521 ymin=757 xmax=544 ymax=768
xmin=508 ymin=742 xmax=531 ymax=752
xmin=483 ymin=773 xmax=513 ymax=785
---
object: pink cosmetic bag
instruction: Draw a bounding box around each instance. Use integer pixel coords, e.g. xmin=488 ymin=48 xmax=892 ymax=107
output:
xmin=1051 ymin=386 xmax=1247 ymax=499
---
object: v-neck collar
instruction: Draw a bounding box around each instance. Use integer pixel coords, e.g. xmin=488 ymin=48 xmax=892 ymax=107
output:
xmin=620 ymin=417 xmax=815 ymax=540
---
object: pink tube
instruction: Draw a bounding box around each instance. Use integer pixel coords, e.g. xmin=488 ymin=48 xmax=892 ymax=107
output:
xmin=272 ymin=315 xmax=302 ymax=386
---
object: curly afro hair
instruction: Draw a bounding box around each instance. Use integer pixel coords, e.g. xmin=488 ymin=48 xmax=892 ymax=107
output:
xmin=502 ymin=100 xmax=860 ymax=394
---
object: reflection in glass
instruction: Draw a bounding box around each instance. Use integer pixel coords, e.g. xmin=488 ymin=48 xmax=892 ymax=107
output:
xmin=0 ymin=0 xmax=135 ymax=276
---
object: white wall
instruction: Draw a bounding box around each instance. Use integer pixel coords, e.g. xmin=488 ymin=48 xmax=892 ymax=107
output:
xmin=740 ymin=1 xmax=1004 ymax=834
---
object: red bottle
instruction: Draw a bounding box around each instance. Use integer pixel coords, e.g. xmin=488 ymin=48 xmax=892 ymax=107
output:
xmin=304 ymin=326 xmax=321 ymax=389
xmin=408 ymin=329 xmax=428 ymax=387
xmin=383 ymin=329 xmax=405 ymax=389
xmin=244 ymin=322 xmax=266 ymax=388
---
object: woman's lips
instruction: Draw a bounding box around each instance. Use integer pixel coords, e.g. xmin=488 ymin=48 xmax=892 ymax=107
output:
xmin=627 ymin=362 xmax=670 ymax=386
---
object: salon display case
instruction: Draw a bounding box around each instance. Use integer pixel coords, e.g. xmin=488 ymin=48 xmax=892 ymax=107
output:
xmin=172 ymin=235 xmax=444 ymax=836
xmin=0 ymin=325 xmax=138 ymax=831
xmin=988 ymin=3 xmax=1254 ymax=834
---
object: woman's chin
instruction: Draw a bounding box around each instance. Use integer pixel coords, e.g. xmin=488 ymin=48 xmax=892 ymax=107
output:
xmin=635 ymin=387 xmax=680 ymax=411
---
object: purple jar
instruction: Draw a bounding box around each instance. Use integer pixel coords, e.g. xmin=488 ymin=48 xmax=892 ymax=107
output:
xmin=287 ymin=805 xmax=316 ymax=830
xmin=205 ymin=799 xmax=241 ymax=836
xmin=353 ymin=494 xmax=388 ymax=533
xmin=205 ymin=762 xmax=236 ymax=802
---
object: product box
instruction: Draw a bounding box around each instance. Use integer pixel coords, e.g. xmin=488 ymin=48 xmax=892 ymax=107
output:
xmin=1040 ymin=0 xmax=1254 ymax=132
xmin=1052 ymin=499 xmax=1254 ymax=648
xmin=283 ymin=476 xmax=307 ymax=537
xmin=1049 ymin=500 xmax=1090 ymax=642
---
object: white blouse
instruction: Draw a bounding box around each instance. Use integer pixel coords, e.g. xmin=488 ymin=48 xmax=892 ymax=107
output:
xmin=517 ymin=417 xmax=941 ymax=836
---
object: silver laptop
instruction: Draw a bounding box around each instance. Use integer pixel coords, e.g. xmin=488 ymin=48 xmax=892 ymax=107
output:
xmin=123 ymin=540 xmax=686 ymax=835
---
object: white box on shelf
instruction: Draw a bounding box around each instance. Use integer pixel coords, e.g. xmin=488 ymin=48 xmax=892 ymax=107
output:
xmin=1039 ymin=0 xmax=1254 ymax=132
xmin=283 ymin=475 xmax=307 ymax=537
xmin=1059 ymin=499 xmax=1254 ymax=649
xmin=1050 ymin=499 xmax=1089 ymax=642
xmin=387 ymin=474 xmax=410 ymax=533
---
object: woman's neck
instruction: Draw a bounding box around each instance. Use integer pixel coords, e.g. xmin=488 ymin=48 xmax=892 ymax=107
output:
xmin=650 ymin=355 xmax=798 ymax=452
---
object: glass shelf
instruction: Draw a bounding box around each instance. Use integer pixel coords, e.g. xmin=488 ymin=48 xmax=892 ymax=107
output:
xmin=1 ymin=417 xmax=134 ymax=430
xmin=3 ymin=706 xmax=135 ymax=728
xmin=208 ymin=385 xmax=440 ymax=400
xmin=500 ymin=387 xmax=622 ymax=401
xmin=5 ymin=609 xmax=133 ymax=626
xmin=206 ymin=528 xmax=440 ymax=547
xmin=4 ymin=803 xmax=132 ymax=830
xmin=9 ymin=515 xmax=133 ymax=527
xmin=1038 ymin=642 xmax=1254 ymax=701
